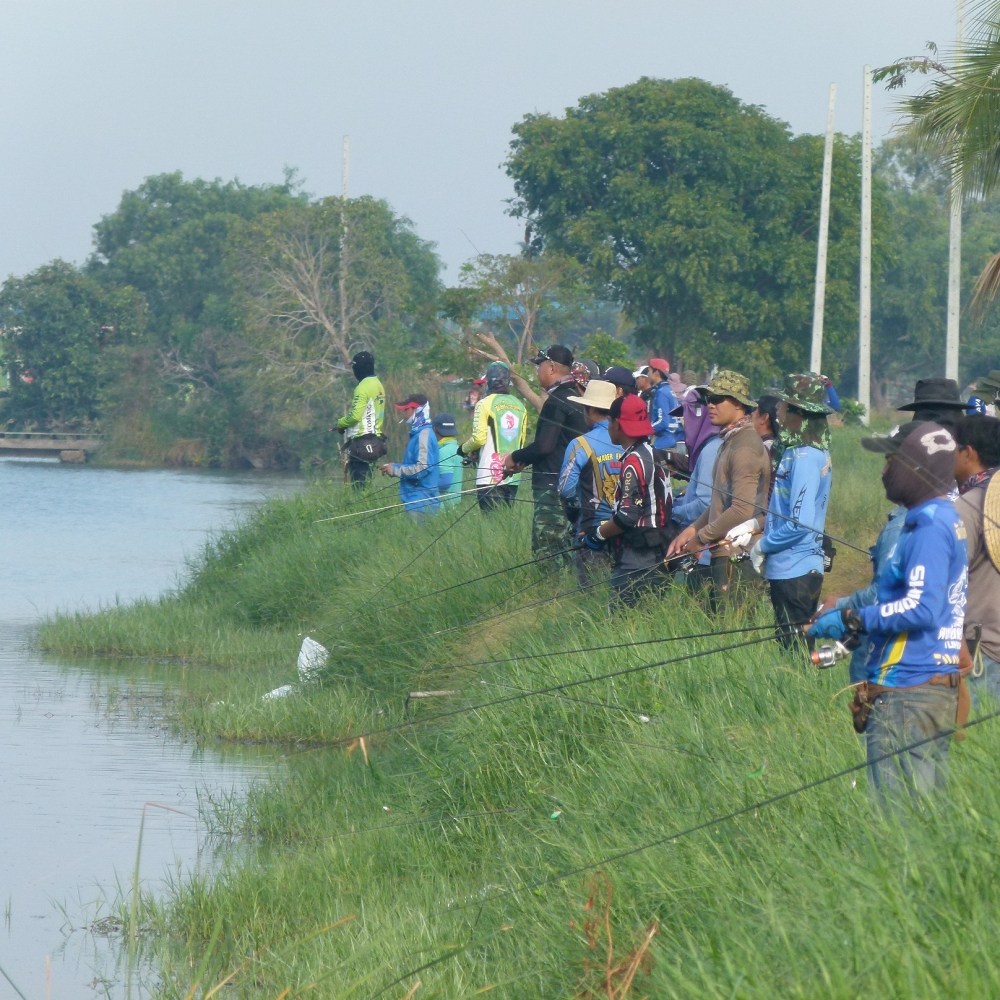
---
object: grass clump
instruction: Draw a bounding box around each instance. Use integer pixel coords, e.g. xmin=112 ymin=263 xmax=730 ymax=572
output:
xmin=40 ymin=427 xmax=1000 ymax=998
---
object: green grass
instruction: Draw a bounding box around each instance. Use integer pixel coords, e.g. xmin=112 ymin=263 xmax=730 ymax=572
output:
xmin=39 ymin=427 xmax=1000 ymax=999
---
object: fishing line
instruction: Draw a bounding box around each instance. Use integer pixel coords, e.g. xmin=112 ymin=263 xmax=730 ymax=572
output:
xmin=421 ymin=622 xmax=778 ymax=677
xmin=672 ymin=465 xmax=870 ymax=556
xmin=475 ymin=705 xmax=1000 ymax=903
xmin=369 ymin=705 xmax=1000 ymax=996
xmin=419 ymin=549 xmax=713 ymax=644
xmin=378 ymin=544 xmax=577 ymax=612
xmin=471 ymin=674 xmax=712 ymax=757
xmin=326 ymin=630 xmax=786 ymax=750
xmin=364 ymin=498 xmax=480 ymax=603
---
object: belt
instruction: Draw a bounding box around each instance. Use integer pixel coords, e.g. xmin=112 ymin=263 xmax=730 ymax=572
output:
xmin=860 ymin=672 xmax=969 ymax=731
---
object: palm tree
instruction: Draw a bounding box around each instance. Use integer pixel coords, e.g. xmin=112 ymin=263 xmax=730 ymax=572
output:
xmin=876 ymin=1 xmax=1000 ymax=312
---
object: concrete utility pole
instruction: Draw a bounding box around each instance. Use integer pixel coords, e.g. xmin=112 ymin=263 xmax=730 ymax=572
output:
xmin=339 ymin=134 xmax=350 ymax=344
xmin=810 ymin=83 xmax=836 ymax=374
xmin=858 ymin=67 xmax=872 ymax=426
xmin=945 ymin=0 xmax=965 ymax=382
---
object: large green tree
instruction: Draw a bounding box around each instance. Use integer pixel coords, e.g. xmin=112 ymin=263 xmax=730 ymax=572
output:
xmin=505 ymin=77 xmax=868 ymax=383
xmin=0 ymin=261 xmax=145 ymax=426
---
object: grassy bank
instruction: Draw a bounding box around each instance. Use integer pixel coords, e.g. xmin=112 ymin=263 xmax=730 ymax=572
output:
xmin=38 ymin=427 xmax=1000 ymax=999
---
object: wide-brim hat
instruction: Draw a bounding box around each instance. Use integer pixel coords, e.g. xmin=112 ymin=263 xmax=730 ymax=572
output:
xmin=568 ymin=379 xmax=617 ymax=411
xmin=896 ymin=377 xmax=966 ymax=412
xmin=704 ymin=370 xmax=755 ymax=408
xmin=772 ymin=372 xmax=834 ymax=415
xmin=974 ymin=369 xmax=1000 ymax=402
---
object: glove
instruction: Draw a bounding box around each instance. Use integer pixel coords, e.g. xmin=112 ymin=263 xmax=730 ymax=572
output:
xmin=749 ymin=540 xmax=765 ymax=575
xmin=809 ymin=608 xmax=848 ymax=641
xmin=725 ymin=518 xmax=758 ymax=551
xmin=583 ymin=526 xmax=606 ymax=549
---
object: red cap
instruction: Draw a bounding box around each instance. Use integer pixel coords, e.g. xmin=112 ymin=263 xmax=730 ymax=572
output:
xmin=649 ymin=357 xmax=670 ymax=375
xmin=615 ymin=394 xmax=655 ymax=437
xmin=394 ymin=393 xmax=429 ymax=410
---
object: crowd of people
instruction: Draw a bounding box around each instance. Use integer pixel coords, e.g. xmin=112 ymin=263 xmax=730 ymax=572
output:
xmin=336 ymin=347 xmax=1000 ymax=805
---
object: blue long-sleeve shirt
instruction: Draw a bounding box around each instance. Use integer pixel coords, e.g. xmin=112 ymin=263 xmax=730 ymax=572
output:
xmin=758 ymin=445 xmax=832 ymax=580
xmin=671 ymin=435 xmax=721 ymax=566
xmin=558 ymin=420 xmax=622 ymax=531
xmin=649 ymin=381 xmax=680 ymax=450
xmin=858 ymin=497 xmax=967 ymax=687
xmin=391 ymin=425 xmax=440 ymax=513
xmin=835 ymin=505 xmax=906 ymax=683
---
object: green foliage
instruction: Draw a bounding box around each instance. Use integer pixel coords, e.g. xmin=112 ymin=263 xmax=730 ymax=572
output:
xmin=577 ymin=329 xmax=633 ymax=370
xmin=0 ymin=260 xmax=146 ymax=427
xmin=39 ymin=428 xmax=989 ymax=998
xmin=838 ymin=397 xmax=867 ymax=425
xmin=506 ymin=77 xmax=870 ymax=378
xmin=457 ymin=251 xmax=590 ymax=363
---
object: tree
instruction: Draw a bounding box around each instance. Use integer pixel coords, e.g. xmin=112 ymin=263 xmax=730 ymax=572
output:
xmin=229 ymin=195 xmax=442 ymax=396
xmin=457 ymin=252 xmax=589 ymax=363
xmin=0 ymin=261 xmax=145 ymax=427
xmin=876 ymin=4 xmax=1000 ymax=317
xmin=505 ymin=77 xmax=868 ymax=380
xmin=90 ymin=171 xmax=305 ymax=347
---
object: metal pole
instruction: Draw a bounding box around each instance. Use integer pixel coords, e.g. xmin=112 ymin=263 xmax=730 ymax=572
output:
xmin=811 ymin=84 xmax=836 ymax=374
xmin=858 ymin=67 xmax=872 ymax=425
xmin=945 ymin=0 xmax=965 ymax=382
xmin=339 ymin=134 xmax=350 ymax=345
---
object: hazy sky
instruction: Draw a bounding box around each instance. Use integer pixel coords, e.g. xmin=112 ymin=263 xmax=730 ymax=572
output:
xmin=1 ymin=1 xmax=959 ymax=285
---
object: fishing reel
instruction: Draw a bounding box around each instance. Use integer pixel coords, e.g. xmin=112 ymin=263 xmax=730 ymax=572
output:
xmin=672 ymin=552 xmax=699 ymax=575
xmin=809 ymin=609 xmax=862 ymax=669
xmin=811 ymin=640 xmax=855 ymax=669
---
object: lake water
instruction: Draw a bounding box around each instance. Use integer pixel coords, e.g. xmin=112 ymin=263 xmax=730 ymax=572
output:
xmin=0 ymin=459 xmax=304 ymax=999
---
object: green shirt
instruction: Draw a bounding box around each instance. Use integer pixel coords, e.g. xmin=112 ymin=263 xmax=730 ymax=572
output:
xmin=337 ymin=376 xmax=385 ymax=439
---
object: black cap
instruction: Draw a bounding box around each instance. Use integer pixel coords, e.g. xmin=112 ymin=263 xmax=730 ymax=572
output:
xmin=602 ymin=366 xmax=636 ymax=390
xmin=530 ymin=344 xmax=574 ymax=367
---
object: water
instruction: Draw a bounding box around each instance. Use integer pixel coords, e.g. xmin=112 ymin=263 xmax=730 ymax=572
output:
xmin=0 ymin=459 xmax=304 ymax=998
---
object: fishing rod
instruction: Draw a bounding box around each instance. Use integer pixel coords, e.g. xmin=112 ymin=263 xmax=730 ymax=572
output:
xmin=326 ymin=629 xmax=787 ymax=751
xmin=417 ymin=622 xmax=780 ymax=678
xmin=366 ymin=699 xmax=1000 ymax=998
xmin=364 ymin=498 xmax=481 ymax=603
xmin=418 ymin=544 xmax=725 ymax=645
xmin=472 ymin=704 xmax=1000 ymax=904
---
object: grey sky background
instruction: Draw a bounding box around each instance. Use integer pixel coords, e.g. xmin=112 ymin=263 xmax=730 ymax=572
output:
xmin=1 ymin=1 xmax=958 ymax=286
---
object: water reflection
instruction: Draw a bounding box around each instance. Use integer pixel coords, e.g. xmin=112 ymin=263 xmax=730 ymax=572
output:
xmin=0 ymin=460 xmax=301 ymax=998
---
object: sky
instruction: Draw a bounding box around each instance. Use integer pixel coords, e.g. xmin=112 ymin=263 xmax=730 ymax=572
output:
xmin=1 ymin=1 xmax=960 ymax=286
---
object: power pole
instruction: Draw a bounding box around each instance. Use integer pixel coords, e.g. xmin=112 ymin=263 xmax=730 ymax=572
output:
xmin=858 ymin=67 xmax=872 ymax=425
xmin=339 ymin=134 xmax=350 ymax=347
xmin=946 ymin=0 xmax=965 ymax=381
xmin=810 ymin=84 xmax=836 ymax=374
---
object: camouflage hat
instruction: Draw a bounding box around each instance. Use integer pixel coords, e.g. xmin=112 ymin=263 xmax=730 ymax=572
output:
xmin=704 ymin=370 xmax=755 ymax=408
xmin=772 ymin=372 xmax=833 ymax=415
xmin=975 ymin=369 xmax=1000 ymax=403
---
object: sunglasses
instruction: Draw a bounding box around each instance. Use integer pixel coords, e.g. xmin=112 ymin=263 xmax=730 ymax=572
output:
xmin=705 ymin=393 xmax=733 ymax=405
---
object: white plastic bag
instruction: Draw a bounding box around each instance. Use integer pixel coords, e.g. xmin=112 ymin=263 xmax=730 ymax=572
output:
xmin=297 ymin=636 xmax=329 ymax=684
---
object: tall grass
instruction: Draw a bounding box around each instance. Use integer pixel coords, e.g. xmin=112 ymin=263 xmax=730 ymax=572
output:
xmin=41 ymin=426 xmax=1000 ymax=999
